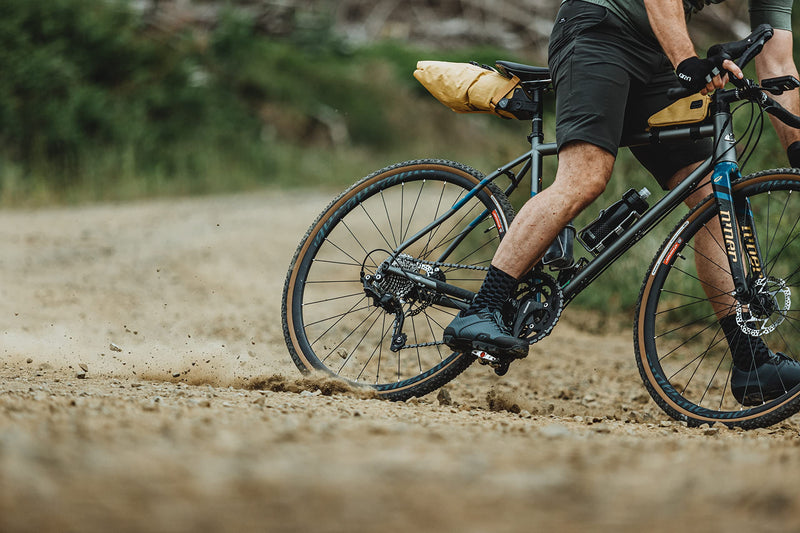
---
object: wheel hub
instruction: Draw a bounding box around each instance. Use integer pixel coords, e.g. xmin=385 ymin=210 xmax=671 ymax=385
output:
xmin=736 ymin=276 xmax=791 ymax=336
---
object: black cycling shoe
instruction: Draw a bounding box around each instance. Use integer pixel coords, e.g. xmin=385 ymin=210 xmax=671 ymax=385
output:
xmin=443 ymin=307 xmax=529 ymax=359
xmin=731 ymin=352 xmax=800 ymax=406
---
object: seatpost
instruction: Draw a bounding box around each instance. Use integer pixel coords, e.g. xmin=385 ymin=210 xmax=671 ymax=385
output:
xmin=528 ymin=88 xmax=544 ymax=196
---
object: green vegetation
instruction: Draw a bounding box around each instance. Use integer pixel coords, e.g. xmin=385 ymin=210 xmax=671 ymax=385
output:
xmin=1 ymin=0 xmax=796 ymax=313
xmin=0 ymin=0 xmax=526 ymax=204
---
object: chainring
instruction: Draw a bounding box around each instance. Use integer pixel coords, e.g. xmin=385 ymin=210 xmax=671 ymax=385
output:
xmin=510 ymin=270 xmax=563 ymax=344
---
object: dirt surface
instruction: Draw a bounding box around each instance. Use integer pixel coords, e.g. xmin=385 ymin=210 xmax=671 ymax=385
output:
xmin=2 ymin=190 xmax=800 ymax=532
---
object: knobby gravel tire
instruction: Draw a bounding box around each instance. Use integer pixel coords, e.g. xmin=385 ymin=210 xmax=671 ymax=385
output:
xmin=635 ymin=169 xmax=800 ymax=429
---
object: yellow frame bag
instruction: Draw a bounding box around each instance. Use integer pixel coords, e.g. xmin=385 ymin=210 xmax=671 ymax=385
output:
xmin=413 ymin=60 xmax=522 ymax=119
xmin=647 ymin=93 xmax=711 ymax=129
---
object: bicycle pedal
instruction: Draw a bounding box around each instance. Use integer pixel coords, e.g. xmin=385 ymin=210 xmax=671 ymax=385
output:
xmin=473 ymin=350 xmax=512 ymax=376
xmin=473 ymin=350 xmax=500 ymax=365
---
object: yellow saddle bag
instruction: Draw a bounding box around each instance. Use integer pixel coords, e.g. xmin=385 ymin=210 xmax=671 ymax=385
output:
xmin=648 ymin=93 xmax=711 ymax=128
xmin=413 ymin=60 xmax=522 ymax=119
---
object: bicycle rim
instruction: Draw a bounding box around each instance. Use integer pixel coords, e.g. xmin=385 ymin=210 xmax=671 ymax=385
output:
xmin=282 ymin=159 xmax=515 ymax=400
xmin=636 ymin=169 xmax=800 ymax=428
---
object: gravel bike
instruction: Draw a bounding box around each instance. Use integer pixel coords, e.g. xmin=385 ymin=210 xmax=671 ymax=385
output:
xmin=282 ymin=25 xmax=800 ymax=429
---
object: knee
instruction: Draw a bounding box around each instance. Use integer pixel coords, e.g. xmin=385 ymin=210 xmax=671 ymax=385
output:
xmin=582 ymin=175 xmax=608 ymax=203
xmin=555 ymin=175 xmax=607 ymax=215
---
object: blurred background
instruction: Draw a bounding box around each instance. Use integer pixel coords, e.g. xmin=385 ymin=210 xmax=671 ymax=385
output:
xmin=0 ymin=0 xmax=794 ymax=312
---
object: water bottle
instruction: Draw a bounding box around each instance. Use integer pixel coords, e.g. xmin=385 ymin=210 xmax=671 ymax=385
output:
xmin=578 ymin=188 xmax=651 ymax=254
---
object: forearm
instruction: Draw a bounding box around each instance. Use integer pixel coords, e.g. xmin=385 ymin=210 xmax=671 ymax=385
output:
xmin=644 ymin=0 xmax=695 ymax=67
xmin=754 ymin=29 xmax=800 ymax=150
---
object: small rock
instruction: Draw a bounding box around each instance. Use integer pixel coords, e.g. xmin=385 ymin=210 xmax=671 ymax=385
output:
xmin=76 ymin=371 xmax=87 ymax=379
xmin=704 ymin=427 xmax=720 ymax=436
xmin=26 ymin=358 xmax=33 ymax=364
xmin=109 ymin=343 xmax=123 ymax=352
xmin=437 ymin=388 xmax=452 ymax=406
xmin=79 ymin=362 xmax=88 ymax=372
xmin=172 ymin=372 xmax=181 ymax=378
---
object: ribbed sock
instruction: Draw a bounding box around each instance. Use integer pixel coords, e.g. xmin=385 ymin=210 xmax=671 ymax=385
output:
xmin=466 ymin=265 xmax=518 ymax=315
xmin=720 ymin=314 xmax=771 ymax=370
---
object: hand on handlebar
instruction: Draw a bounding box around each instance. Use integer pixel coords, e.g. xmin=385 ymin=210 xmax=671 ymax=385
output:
xmin=676 ymin=56 xmax=744 ymax=95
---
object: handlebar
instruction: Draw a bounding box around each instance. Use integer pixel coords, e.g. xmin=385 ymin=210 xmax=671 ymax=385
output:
xmin=662 ymin=24 xmax=800 ymax=130
xmin=667 ymin=24 xmax=775 ymax=101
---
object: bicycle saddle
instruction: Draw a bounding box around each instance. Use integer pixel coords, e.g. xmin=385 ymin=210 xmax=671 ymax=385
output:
xmin=495 ymin=61 xmax=551 ymax=83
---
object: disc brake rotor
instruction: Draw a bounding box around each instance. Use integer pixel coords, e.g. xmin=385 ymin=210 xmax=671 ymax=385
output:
xmin=736 ymin=276 xmax=791 ymax=336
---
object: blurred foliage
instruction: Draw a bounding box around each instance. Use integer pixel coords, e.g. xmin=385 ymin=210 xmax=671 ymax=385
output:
xmin=0 ymin=0 xmax=527 ymax=204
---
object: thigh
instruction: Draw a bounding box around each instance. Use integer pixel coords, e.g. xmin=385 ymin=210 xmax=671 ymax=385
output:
xmin=548 ymin=1 xmax=663 ymax=156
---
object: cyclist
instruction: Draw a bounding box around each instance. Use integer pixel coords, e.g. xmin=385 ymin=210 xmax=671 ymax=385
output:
xmin=444 ymin=0 xmax=800 ymax=404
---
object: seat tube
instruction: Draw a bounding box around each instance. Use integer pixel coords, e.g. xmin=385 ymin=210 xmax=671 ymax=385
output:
xmin=711 ymin=107 xmax=749 ymax=298
xmin=529 ymin=88 xmax=544 ymax=196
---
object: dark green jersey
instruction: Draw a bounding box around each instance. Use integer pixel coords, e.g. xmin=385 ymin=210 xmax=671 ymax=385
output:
xmin=570 ymin=0 xmax=792 ymax=46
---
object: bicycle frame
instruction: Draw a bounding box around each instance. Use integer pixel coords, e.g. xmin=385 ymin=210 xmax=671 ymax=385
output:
xmin=384 ymin=84 xmax=761 ymax=310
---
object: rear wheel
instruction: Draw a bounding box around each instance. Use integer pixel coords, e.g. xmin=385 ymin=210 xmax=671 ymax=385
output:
xmin=282 ymin=159 xmax=515 ymax=400
xmin=636 ymin=169 xmax=800 ymax=428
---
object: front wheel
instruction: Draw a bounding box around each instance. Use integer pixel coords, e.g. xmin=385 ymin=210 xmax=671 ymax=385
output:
xmin=282 ymin=159 xmax=515 ymax=400
xmin=636 ymin=169 xmax=800 ymax=429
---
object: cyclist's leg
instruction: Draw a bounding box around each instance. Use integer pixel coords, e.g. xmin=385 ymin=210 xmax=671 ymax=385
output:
xmin=444 ymin=0 xmax=629 ymax=357
xmin=496 ymin=0 xmax=650 ymax=278
xmin=492 ymin=143 xmax=614 ymax=278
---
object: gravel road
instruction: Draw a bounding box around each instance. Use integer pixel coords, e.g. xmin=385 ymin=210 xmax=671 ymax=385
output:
xmin=1 ymin=190 xmax=799 ymax=532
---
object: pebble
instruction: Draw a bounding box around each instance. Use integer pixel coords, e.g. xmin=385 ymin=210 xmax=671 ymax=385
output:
xmin=109 ymin=343 xmax=123 ymax=352
xmin=437 ymin=388 xmax=452 ymax=406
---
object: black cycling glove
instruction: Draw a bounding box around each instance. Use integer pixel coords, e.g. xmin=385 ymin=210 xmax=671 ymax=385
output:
xmin=676 ymin=56 xmax=721 ymax=93
xmin=788 ymin=141 xmax=800 ymax=168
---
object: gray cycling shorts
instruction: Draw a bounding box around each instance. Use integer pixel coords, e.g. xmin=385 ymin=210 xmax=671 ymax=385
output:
xmin=548 ymin=0 xmax=712 ymax=188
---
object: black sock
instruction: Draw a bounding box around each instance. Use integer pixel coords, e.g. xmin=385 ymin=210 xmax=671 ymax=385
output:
xmin=466 ymin=265 xmax=518 ymax=315
xmin=720 ymin=315 xmax=771 ymax=370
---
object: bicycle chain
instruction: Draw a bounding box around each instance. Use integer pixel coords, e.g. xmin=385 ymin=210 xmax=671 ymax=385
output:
xmin=391 ymin=255 xmax=489 ymax=272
